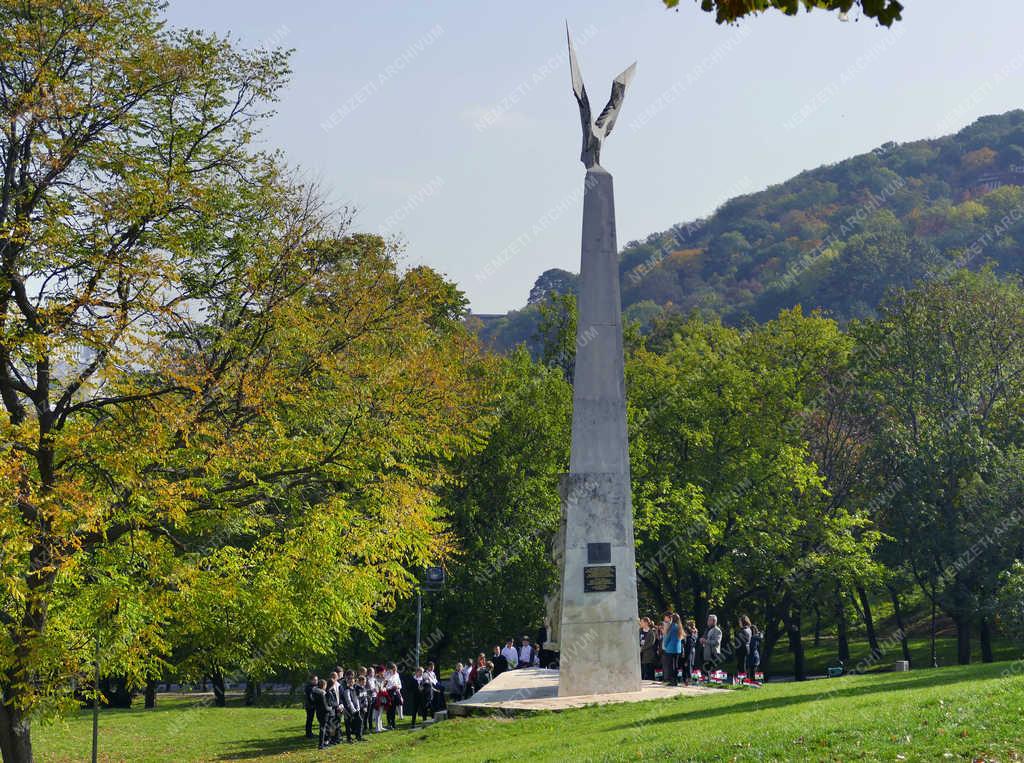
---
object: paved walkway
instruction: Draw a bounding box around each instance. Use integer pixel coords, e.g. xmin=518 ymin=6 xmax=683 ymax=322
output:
xmin=449 ymin=668 xmax=715 ymax=715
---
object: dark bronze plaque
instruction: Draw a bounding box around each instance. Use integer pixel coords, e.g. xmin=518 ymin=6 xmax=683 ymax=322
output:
xmin=583 ymin=565 xmax=616 ymax=593
xmin=587 ymin=542 xmax=611 ymax=564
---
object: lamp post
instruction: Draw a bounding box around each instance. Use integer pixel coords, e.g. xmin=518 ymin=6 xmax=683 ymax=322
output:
xmin=89 ymin=547 xmax=100 ymax=763
xmin=414 ymin=567 xmax=445 ymax=668
xmin=91 ymin=630 xmax=99 ymax=763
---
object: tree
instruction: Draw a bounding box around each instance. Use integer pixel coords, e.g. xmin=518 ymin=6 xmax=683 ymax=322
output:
xmin=0 ymin=2 xmax=491 ymax=757
xmin=853 ymin=269 xmax=1024 ymax=664
xmin=0 ymin=2 xmax=288 ymax=755
xmin=527 ymin=269 xmax=578 ymax=305
xmin=364 ymin=349 xmax=572 ymax=666
xmin=627 ymin=308 xmax=877 ymax=677
xmin=134 ymin=234 xmax=487 ymax=704
xmin=803 ymin=336 xmax=899 ymax=664
xmin=663 ymin=0 xmax=904 ymax=26
xmin=996 ymin=561 xmax=1024 ymax=644
xmin=534 ymin=292 xmax=578 ymax=383
xmin=820 ymin=211 xmax=944 ymax=320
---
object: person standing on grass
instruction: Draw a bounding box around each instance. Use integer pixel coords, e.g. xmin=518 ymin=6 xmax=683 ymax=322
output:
xmin=492 ymin=645 xmax=508 ymax=677
xmin=701 ymin=614 xmax=723 ymax=674
xmin=518 ymin=636 xmax=535 ymax=668
xmin=383 ymin=662 xmax=403 ymax=726
xmin=450 ymin=661 xmax=466 ymax=701
xmin=460 ymin=659 xmax=474 ymax=699
xmin=662 ymin=612 xmax=683 ymax=686
xmin=356 ymin=674 xmax=371 ymax=740
xmin=747 ymin=623 xmax=762 ymax=678
xmin=365 ymin=667 xmax=380 ymax=733
xmin=474 ymin=658 xmax=493 ymax=692
xmin=639 ymin=617 xmax=657 ymax=681
xmin=655 ymin=618 xmax=664 ymax=669
xmin=410 ymin=666 xmax=434 ymax=727
xmin=328 ymin=670 xmax=341 ymax=706
xmin=303 ymin=674 xmax=318 ymax=738
xmin=501 ymin=639 xmax=519 ymax=671
xmin=424 ymin=661 xmax=443 ymax=713
xmin=341 ymin=670 xmax=363 ymax=743
xmin=683 ymin=620 xmax=699 ymax=683
xmin=378 ymin=676 xmax=395 ymax=731
xmin=312 ymin=678 xmax=330 ymax=750
xmin=736 ymin=615 xmax=753 ymax=675
xmin=324 ymin=675 xmax=341 ymax=745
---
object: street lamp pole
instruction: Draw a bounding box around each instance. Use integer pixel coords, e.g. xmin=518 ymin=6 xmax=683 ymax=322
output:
xmin=414 ymin=567 xmax=444 ymax=671
xmin=91 ymin=630 xmax=99 ymax=763
xmin=414 ymin=590 xmax=423 ymax=669
xmin=90 ymin=544 xmax=100 ymax=763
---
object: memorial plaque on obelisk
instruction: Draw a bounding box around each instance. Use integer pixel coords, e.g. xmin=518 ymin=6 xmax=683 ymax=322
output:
xmin=553 ymin=27 xmax=641 ymax=697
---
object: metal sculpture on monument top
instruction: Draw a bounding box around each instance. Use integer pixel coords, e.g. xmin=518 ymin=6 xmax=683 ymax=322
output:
xmin=567 ymin=26 xmax=636 ymax=170
xmin=551 ymin=27 xmax=641 ymax=697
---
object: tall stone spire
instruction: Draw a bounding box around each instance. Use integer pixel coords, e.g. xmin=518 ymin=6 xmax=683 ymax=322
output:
xmin=556 ymin=29 xmax=641 ymax=697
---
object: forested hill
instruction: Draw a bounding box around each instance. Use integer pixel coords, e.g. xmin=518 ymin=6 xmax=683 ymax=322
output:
xmin=478 ymin=109 xmax=1024 ymax=351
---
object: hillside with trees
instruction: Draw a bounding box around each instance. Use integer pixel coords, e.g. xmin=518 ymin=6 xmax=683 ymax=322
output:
xmin=479 ymin=110 xmax=1024 ymax=351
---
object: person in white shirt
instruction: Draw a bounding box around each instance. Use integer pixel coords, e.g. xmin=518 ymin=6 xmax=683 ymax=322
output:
xmin=518 ymin=636 xmax=534 ymax=668
xmin=422 ymin=661 xmax=439 ymax=713
xmin=500 ymin=639 xmax=519 ymax=670
xmin=383 ymin=663 xmax=403 ymax=720
xmin=366 ymin=667 xmax=383 ymax=733
xmin=329 ymin=671 xmax=342 ymax=705
xmin=423 ymin=661 xmax=438 ymax=686
xmin=460 ymin=659 xmax=474 ymax=698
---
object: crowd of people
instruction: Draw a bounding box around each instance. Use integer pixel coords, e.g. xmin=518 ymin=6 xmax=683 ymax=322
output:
xmin=300 ymin=635 xmax=542 ymax=749
xmin=302 ymin=661 xmax=443 ymax=749
xmin=640 ymin=613 xmax=762 ymax=686
xmin=447 ymin=635 xmax=542 ymax=701
xmin=300 ymin=620 xmax=761 ymax=748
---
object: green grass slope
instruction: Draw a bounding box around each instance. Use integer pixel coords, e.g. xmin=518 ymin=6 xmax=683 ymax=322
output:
xmin=38 ymin=658 xmax=1024 ymax=762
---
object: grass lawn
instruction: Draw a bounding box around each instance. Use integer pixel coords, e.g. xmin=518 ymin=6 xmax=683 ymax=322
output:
xmin=765 ymin=635 xmax=1017 ymax=677
xmin=37 ymin=656 xmax=1024 ymax=762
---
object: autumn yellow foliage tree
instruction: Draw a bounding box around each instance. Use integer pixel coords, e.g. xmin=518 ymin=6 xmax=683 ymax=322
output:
xmin=0 ymin=2 xmax=491 ymax=759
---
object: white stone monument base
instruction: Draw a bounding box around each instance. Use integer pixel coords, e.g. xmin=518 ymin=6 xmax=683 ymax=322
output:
xmin=558 ymin=473 xmax=642 ymax=696
xmin=448 ymin=668 xmax=712 ymax=716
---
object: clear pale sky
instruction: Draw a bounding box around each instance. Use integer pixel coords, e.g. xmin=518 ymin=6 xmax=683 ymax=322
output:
xmin=165 ymin=0 xmax=1024 ymax=313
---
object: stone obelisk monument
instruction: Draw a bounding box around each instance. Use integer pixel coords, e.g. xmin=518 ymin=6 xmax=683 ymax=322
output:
xmin=555 ymin=28 xmax=640 ymax=698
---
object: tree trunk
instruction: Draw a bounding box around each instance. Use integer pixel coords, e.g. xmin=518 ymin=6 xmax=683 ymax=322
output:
xmin=0 ymin=699 xmax=33 ymax=763
xmin=2 ymin=447 xmax=59 ymax=762
xmin=887 ymin=585 xmax=912 ymax=666
xmin=980 ymin=617 xmax=994 ymax=663
xmin=245 ymin=678 xmax=262 ymax=706
xmin=144 ymin=680 xmax=157 ymax=709
xmin=761 ymin=616 xmax=782 ymax=675
xmin=855 ymin=584 xmax=881 ymax=658
xmin=813 ymin=604 xmax=822 ymax=647
xmin=786 ymin=608 xmax=805 ymax=681
xmin=211 ymin=669 xmax=226 ymax=707
xmin=954 ymin=614 xmax=971 ymax=665
xmin=834 ymin=587 xmax=850 ymax=662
